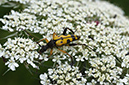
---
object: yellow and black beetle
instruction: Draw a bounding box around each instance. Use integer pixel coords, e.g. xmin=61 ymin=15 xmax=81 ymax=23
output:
xmin=37 ymin=27 xmax=92 ymax=62
xmin=24 ymin=27 xmax=92 ymax=63
xmin=38 ymin=27 xmax=81 ymax=56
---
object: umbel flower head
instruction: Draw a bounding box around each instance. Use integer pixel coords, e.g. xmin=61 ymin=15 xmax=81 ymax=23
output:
xmin=85 ymin=56 xmax=123 ymax=84
xmin=40 ymin=62 xmax=86 ymax=85
xmin=0 ymin=0 xmax=129 ymax=84
xmin=1 ymin=37 xmax=43 ymax=71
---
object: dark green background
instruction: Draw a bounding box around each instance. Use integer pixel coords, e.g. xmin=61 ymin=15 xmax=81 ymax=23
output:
xmin=0 ymin=0 xmax=129 ymax=85
xmin=108 ymin=0 xmax=129 ymax=16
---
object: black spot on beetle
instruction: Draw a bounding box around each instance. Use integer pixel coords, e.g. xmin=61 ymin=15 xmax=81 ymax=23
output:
xmin=67 ymin=39 xmax=70 ymax=43
xmin=60 ymin=41 xmax=63 ymax=43
xmin=71 ymin=35 xmax=75 ymax=40
xmin=60 ymin=37 xmax=63 ymax=40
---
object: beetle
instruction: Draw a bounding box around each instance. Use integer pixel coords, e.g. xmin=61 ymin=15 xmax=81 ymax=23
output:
xmin=37 ymin=27 xmax=93 ymax=62
xmin=24 ymin=27 xmax=93 ymax=63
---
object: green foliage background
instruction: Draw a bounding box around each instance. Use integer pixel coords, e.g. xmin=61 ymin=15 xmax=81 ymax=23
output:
xmin=0 ymin=0 xmax=129 ymax=85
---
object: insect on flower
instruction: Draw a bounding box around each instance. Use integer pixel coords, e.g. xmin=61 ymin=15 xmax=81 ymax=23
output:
xmin=24 ymin=27 xmax=93 ymax=64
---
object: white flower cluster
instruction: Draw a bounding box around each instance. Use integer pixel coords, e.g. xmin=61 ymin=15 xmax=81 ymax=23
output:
xmin=0 ymin=10 xmax=41 ymax=32
xmin=0 ymin=44 xmax=4 ymax=57
xmin=9 ymin=0 xmax=35 ymax=4
xmin=120 ymin=74 xmax=129 ymax=85
xmin=85 ymin=56 xmax=123 ymax=84
xmin=0 ymin=0 xmax=129 ymax=84
xmin=40 ymin=62 xmax=86 ymax=85
xmin=1 ymin=37 xmax=44 ymax=71
xmin=0 ymin=0 xmax=35 ymax=5
xmin=122 ymin=55 xmax=129 ymax=68
xmin=22 ymin=0 xmax=129 ymax=61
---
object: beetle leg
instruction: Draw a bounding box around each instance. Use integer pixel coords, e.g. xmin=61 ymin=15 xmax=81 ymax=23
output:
xmin=37 ymin=38 xmax=49 ymax=47
xmin=47 ymin=49 xmax=53 ymax=58
xmin=57 ymin=48 xmax=73 ymax=64
xmin=53 ymin=32 xmax=57 ymax=39
xmin=63 ymin=27 xmax=75 ymax=35
xmin=67 ymin=43 xmax=94 ymax=51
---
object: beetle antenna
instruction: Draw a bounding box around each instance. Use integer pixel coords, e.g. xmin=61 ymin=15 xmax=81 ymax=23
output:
xmin=19 ymin=28 xmax=41 ymax=47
